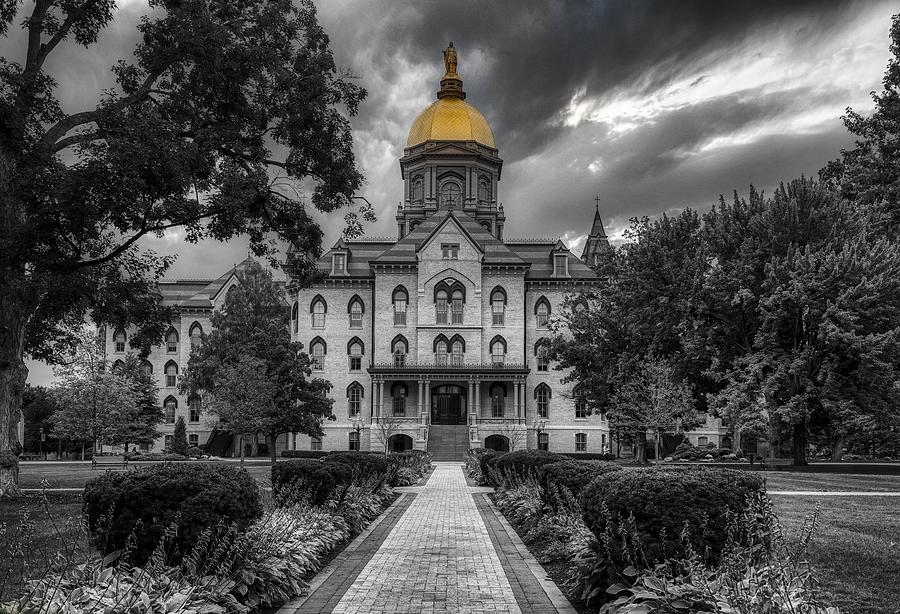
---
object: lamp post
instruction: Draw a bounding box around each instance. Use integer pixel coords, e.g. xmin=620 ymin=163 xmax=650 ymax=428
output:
xmin=351 ymin=416 xmax=362 ymax=451
xmin=533 ymin=418 xmax=548 ymax=450
xmin=39 ymin=426 xmax=44 ymax=459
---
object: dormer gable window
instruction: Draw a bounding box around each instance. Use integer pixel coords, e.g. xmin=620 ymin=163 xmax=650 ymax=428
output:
xmin=332 ymin=252 xmax=347 ymax=275
xmin=553 ymin=253 xmax=569 ymax=277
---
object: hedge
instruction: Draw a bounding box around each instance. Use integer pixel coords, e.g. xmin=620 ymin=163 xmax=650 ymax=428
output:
xmin=323 ymin=452 xmax=395 ymax=486
xmin=493 ymin=449 xmax=565 ymax=484
xmin=83 ymin=463 xmax=262 ymax=564
xmin=281 ymin=450 xmax=329 ymax=459
xmin=481 ymin=450 xmax=507 ymax=485
xmin=538 ymin=460 xmax=622 ymax=500
xmin=271 ymin=459 xmax=351 ymax=505
xmin=559 ymin=452 xmax=618 ymax=461
xmin=580 ymin=466 xmax=765 ymax=566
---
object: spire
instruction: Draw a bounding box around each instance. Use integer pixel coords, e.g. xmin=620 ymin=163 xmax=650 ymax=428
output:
xmin=581 ymin=196 xmax=611 ymax=265
xmin=438 ymin=42 xmax=466 ymax=100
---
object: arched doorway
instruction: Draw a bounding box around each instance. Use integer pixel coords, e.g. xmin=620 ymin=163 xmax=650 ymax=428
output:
xmin=431 ymin=384 xmax=466 ymax=424
xmin=484 ymin=434 xmax=510 ymax=452
xmin=389 ymin=434 xmax=414 ymax=452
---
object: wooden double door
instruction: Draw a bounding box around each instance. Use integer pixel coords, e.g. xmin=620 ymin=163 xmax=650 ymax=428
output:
xmin=431 ymin=384 xmax=467 ymax=425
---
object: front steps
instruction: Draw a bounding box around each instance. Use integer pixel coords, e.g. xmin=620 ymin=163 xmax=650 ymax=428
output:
xmin=427 ymin=425 xmax=470 ymax=461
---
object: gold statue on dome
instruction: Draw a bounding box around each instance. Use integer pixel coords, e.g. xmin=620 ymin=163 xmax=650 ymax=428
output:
xmin=443 ymin=42 xmax=458 ymax=77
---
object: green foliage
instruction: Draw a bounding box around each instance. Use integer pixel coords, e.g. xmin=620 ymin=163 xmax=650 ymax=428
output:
xmin=493 ymin=449 xmax=565 ymax=486
xmin=580 ymin=467 xmax=765 ymax=567
xmin=20 ymin=386 xmax=59 ymax=454
xmin=281 ymin=450 xmax=329 ymax=458
xmin=171 ymin=416 xmax=188 ymax=456
xmin=538 ymin=460 xmax=622 ymax=500
xmin=82 ymin=463 xmax=262 ymax=565
xmin=271 ymin=459 xmax=351 ymax=506
xmin=323 ymin=452 xmax=395 ymax=486
xmin=388 ymin=451 xmax=432 ymax=486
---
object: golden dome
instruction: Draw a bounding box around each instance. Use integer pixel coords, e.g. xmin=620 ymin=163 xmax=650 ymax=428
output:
xmin=405 ymin=42 xmax=496 ymax=149
xmin=406 ymin=97 xmax=495 ymax=148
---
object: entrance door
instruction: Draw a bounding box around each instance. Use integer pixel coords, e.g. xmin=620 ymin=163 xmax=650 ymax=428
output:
xmin=431 ymin=385 xmax=466 ymax=424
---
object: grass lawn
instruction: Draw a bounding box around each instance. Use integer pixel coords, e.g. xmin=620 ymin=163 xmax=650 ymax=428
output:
xmin=771 ymin=495 xmax=900 ymax=614
xmin=0 ymin=493 xmax=90 ymax=601
xmin=18 ymin=460 xmax=274 ymax=489
xmin=764 ymin=472 xmax=900 ymax=492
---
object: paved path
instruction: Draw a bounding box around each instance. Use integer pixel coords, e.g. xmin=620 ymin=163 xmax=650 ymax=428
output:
xmin=768 ymin=491 xmax=900 ymax=496
xmin=282 ymin=462 xmax=574 ymax=614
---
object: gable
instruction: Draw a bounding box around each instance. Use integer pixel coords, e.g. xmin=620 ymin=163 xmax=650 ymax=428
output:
xmin=417 ymin=214 xmax=483 ymax=262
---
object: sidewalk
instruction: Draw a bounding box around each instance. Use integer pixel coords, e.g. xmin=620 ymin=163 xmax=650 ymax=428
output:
xmin=279 ymin=462 xmax=575 ymax=614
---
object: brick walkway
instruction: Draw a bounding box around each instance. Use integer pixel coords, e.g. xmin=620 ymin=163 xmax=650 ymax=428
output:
xmin=284 ymin=463 xmax=574 ymax=614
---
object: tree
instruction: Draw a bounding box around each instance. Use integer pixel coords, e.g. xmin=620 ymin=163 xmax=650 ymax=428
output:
xmin=181 ymin=261 xmax=334 ymax=465
xmin=110 ymin=354 xmax=162 ymax=453
xmin=21 ymin=385 xmax=59 ymax=457
xmin=171 ymin=416 xmax=188 ymax=456
xmin=372 ymin=414 xmax=406 ymax=453
xmin=49 ymin=329 xmax=141 ymax=460
xmin=820 ymin=13 xmax=900 ymax=231
xmin=610 ymin=357 xmax=699 ymax=463
xmin=0 ymin=0 xmax=371 ymax=492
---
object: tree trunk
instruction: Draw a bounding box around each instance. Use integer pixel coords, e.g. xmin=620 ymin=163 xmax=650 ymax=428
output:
xmin=269 ymin=432 xmax=278 ymax=466
xmin=792 ymin=423 xmax=808 ymax=466
xmin=733 ymin=427 xmax=742 ymax=453
xmin=239 ymin=434 xmax=245 ymax=464
xmin=57 ymin=439 xmax=61 ymax=461
xmin=634 ymin=430 xmax=648 ymax=463
xmin=0 ymin=297 xmax=30 ymax=497
xmin=655 ymin=431 xmax=662 ymax=462
xmin=81 ymin=442 xmax=85 ymax=460
xmin=831 ymin=434 xmax=844 ymax=461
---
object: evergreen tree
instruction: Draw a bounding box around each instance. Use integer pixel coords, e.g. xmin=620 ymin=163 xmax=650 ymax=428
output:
xmin=111 ymin=354 xmax=162 ymax=453
xmin=181 ymin=261 xmax=334 ymax=465
xmin=171 ymin=416 xmax=188 ymax=456
xmin=0 ymin=0 xmax=370 ymax=493
xmin=21 ymin=385 xmax=59 ymax=456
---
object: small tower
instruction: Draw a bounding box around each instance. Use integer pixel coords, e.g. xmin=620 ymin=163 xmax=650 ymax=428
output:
xmin=580 ymin=197 xmax=611 ymax=266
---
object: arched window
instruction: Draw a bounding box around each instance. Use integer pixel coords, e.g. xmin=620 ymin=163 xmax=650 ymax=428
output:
xmin=478 ymin=177 xmax=491 ymax=203
xmin=575 ymin=432 xmax=587 ymax=452
xmin=490 ymin=336 xmax=507 ymax=365
xmin=409 ymin=220 xmax=420 ymax=232
xmin=164 ymin=361 xmax=178 ymax=387
xmin=435 ymin=288 xmax=449 ymax=325
xmin=188 ymin=395 xmax=201 ymax=423
xmin=451 ymin=288 xmax=464 ymax=324
xmin=310 ymin=337 xmax=326 ymax=371
xmin=392 ymin=335 xmax=408 ymax=367
xmin=347 ymin=383 xmax=363 ymax=417
xmin=440 ymin=181 xmax=461 ymax=208
xmin=434 ymin=335 xmax=449 ymax=366
xmin=698 ymin=436 xmax=709 ymax=447
xmin=434 ymin=280 xmax=465 ymax=325
xmin=163 ymin=396 xmax=177 ymax=423
xmin=113 ymin=329 xmax=126 ymax=353
xmin=480 ymin=220 xmax=492 ymax=234
xmin=411 ymin=175 xmax=424 ymax=203
xmin=310 ymin=295 xmax=327 ymax=328
xmin=535 ymin=339 xmax=550 ymax=372
xmin=189 ymin=322 xmax=203 ymax=350
xmin=490 ymin=383 xmax=506 ymax=418
xmin=574 ymin=384 xmax=588 ymax=419
xmin=291 ymin=302 xmax=299 ymax=333
xmin=348 ymin=295 xmax=364 ymax=329
xmin=535 ymin=297 xmax=551 ymax=329
xmin=538 ymin=432 xmax=549 ymax=451
xmin=347 ymin=337 xmax=364 ymax=371
xmin=111 ymin=359 xmax=125 ymax=374
xmin=490 ymin=287 xmax=506 ymax=326
xmin=535 ymin=384 xmax=551 ymax=419
xmin=392 ymin=286 xmax=408 ymax=326
xmin=450 ymin=335 xmax=465 ymax=365
xmin=392 ymin=383 xmax=407 ymax=416
xmin=139 ymin=360 xmax=153 ymax=377
xmin=164 ymin=327 xmax=178 ymax=354
xmin=349 ymin=430 xmax=360 ymax=451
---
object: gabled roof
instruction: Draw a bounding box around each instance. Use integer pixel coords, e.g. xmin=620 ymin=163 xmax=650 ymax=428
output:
xmin=157 ymin=258 xmax=287 ymax=308
xmin=373 ymin=208 xmax=527 ymax=266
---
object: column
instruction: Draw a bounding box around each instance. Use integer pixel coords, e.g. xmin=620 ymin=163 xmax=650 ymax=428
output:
xmin=418 ymin=378 xmax=424 ymax=416
xmin=518 ymin=380 xmax=525 ymax=421
xmin=513 ymin=380 xmax=519 ymax=420
xmin=379 ymin=378 xmax=386 ymax=420
xmin=468 ymin=379 xmax=475 ymax=424
xmin=424 ymin=379 xmax=431 ymax=423
xmin=474 ymin=378 xmax=481 ymax=416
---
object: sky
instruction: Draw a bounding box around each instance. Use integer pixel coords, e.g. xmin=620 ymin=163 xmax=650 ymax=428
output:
xmin=5 ymin=0 xmax=896 ymax=384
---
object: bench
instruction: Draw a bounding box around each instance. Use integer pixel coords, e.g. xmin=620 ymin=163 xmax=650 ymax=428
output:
xmin=761 ymin=457 xmax=793 ymax=470
xmin=91 ymin=455 xmax=128 ymax=470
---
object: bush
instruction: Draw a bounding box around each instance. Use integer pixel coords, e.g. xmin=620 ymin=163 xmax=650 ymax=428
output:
xmin=389 ymin=451 xmax=432 ymax=486
xmin=560 ymin=452 xmax=617 ymax=461
xmin=481 ymin=450 xmax=507 ymax=485
xmin=271 ymin=459 xmax=351 ymax=506
xmin=83 ymin=463 xmax=262 ymax=565
xmin=323 ymin=451 xmax=394 ymax=486
xmin=171 ymin=417 xmax=189 ymax=456
xmin=281 ymin=450 xmax=330 ymax=459
xmin=125 ymin=452 xmax=189 ymax=461
xmin=187 ymin=446 xmax=204 ymax=458
xmin=464 ymin=448 xmax=498 ymax=485
xmin=539 ymin=460 xmax=622 ymax=500
xmin=493 ymin=449 xmax=565 ymax=485
xmin=580 ymin=466 xmax=765 ymax=567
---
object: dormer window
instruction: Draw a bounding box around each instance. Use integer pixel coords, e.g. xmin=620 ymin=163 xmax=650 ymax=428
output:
xmin=441 ymin=243 xmax=459 ymax=259
xmin=553 ymin=253 xmax=569 ymax=277
xmin=333 ymin=253 xmax=347 ymax=275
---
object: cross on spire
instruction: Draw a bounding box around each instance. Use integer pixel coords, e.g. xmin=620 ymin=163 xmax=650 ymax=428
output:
xmin=594 ymin=194 xmax=601 ymax=213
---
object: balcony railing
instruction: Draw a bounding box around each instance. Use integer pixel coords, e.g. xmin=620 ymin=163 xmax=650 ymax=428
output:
xmin=474 ymin=417 xmax=526 ymax=425
xmin=368 ymin=362 xmax=530 ymax=374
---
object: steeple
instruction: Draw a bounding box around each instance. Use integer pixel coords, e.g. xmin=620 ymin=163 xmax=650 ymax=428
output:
xmin=580 ymin=197 xmax=611 ymax=266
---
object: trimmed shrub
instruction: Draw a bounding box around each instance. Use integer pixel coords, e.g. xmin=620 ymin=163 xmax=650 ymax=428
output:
xmin=493 ymin=449 xmax=564 ymax=485
xmin=125 ymin=452 xmax=189 ymax=462
xmin=560 ymin=452 xmax=617 ymax=461
xmin=480 ymin=450 xmax=506 ymax=486
xmin=281 ymin=449 xmax=329 ymax=459
xmin=580 ymin=466 xmax=765 ymax=566
xmin=271 ymin=459 xmax=351 ymax=506
xmin=171 ymin=417 xmax=188 ymax=456
xmin=323 ymin=451 xmax=394 ymax=486
xmin=83 ymin=463 xmax=262 ymax=564
xmin=539 ymin=460 xmax=622 ymax=500
xmin=389 ymin=451 xmax=432 ymax=486
xmin=186 ymin=446 xmax=204 ymax=458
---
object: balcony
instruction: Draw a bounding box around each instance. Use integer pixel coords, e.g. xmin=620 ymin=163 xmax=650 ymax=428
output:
xmin=368 ymin=361 xmax=530 ymax=375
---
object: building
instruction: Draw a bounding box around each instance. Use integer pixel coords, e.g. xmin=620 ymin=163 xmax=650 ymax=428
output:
xmin=290 ymin=44 xmax=611 ymax=459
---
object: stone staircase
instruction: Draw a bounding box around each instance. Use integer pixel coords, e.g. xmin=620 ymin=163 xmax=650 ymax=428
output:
xmin=427 ymin=425 xmax=470 ymax=461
